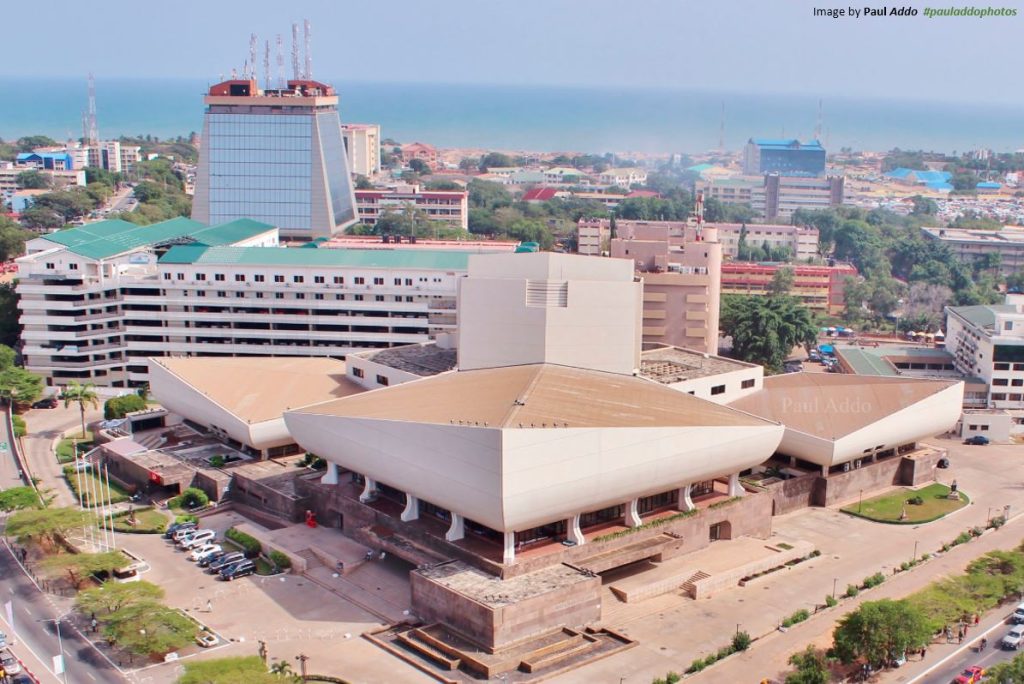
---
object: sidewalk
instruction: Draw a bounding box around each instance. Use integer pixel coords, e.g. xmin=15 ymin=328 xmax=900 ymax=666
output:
xmin=21 ymin=405 xmax=103 ymax=508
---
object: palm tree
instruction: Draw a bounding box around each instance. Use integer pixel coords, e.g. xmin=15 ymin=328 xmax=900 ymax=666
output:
xmin=269 ymin=661 xmax=299 ymax=681
xmin=62 ymin=380 xmax=99 ymax=439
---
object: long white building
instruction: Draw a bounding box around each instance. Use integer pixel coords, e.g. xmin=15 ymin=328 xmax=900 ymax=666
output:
xmin=946 ymin=294 xmax=1024 ymax=410
xmin=17 ymin=217 xmax=476 ymax=388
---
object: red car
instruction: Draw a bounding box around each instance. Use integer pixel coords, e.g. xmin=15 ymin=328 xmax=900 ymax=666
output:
xmin=954 ymin=665 xmax=985 ymax=684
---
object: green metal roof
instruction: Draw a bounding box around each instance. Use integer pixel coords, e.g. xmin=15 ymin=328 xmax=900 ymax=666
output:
xmin=158 ymin=246 xmax=474 ymax=270
xmin=948 ymin=304 xmax=1015 ymax=333
xmin=836 ymin=347 xmax=897 ymax=376
xmin=42 ymin=217 xmax=275 ymax=260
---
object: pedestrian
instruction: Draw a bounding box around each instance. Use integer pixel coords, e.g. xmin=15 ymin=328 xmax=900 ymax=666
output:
xmin=91 ymin=618 xmax=98 ymax=633
xmin=958 ymin=630 xmax=964 ymax=644
xmin=975 ymin=614 xmax=980 ymax=625
xmin=206 ymin=599 xmax=213 ymax=613
xmin=20 ymin=547 xmax=27 ymax=563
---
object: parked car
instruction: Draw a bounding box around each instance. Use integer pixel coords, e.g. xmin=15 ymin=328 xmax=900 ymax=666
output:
xmin=206 ymin=552 xmax=245 ymax=573
xmin=1003 ymin=625 xmax=1024 ymax=650
xmin=113 ymin=563 xmax=143 ymax=583
xmin=955 ymin=665 xmax=986 ymax=683
xmin=1013 ymin=602 xmax=1024 ymax=624
xmin=31 ymin=397 xmax=58 ymax=409
xmin=219 ymin=559 xmax=256 ymax=581
xmin=178 ymin=529 xmax=216 ymax=549
xmin=171 ymin=525 xmax=199 ymax=542
xmin=0 ymin=631 xmax=6 ymax=648
xmin=195 ymin=632 xmax=219 ymax=648
xmin=189 ymin=544 xmax=222 ymax=563
xmin=0 ymin=651 xmax=20 ymax=676
xmin=937 ymin=457 xmax=951 ymax=469
xmin=964 ymin=435 xmax=990 ymax=446
xmin=164 ymin=521 xmax=197 ymax=539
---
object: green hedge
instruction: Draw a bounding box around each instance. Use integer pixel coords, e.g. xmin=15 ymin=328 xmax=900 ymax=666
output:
xmin=225 ymin=527 xmax=261 ymax=558
xmin=269 ymin=550 xmax=292 ymax=570
xmin=12 ymin=415 xmax=26 ymax=437
xmin=103 ymin=394 xmax=146 ymax=420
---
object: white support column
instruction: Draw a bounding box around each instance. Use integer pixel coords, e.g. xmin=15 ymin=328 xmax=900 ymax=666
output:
xmin=358 ymin=477 xmax=377 ymax=503
xmin=503 ymin=532 xmax=516 ymax=564
xmin=728 ymin=473 xmax=745 ymax=497
xmin=625 ymin=499 xmax=642 ymax=527
xmin=679 ymin=484 xmax=695 ymax=512
xmin=567 ymin=514 xmax=585 ymax=545
xmin=401 ymin=494 xmax=420 ymax=522
xmin=445 ymin=513 xmax=465 ymax=542
xmin=320 ymin=462 xmax=339 ymax=485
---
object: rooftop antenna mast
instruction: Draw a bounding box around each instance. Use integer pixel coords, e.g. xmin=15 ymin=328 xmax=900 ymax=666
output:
xmin=86 ymin=73 xmax=99 ymax=146
xmin=276 ymin=34 xmax=285 ymax=88
xmin=248 ymin=33 xmax=258 ymax=79
xmin=291 ymin=23 xmax=300 ymax=80
xmin=718 ymin=101 xmax=725 ymax=152
xmin=263 ymin=39 xmax=271 ymax=91
xmin=695 ymin=190 xmax=705 ymax=241
xmin=814 ymin=98 xmax=823 ymax=141
xmin=303 ymin=19 xmax=312 ymax=79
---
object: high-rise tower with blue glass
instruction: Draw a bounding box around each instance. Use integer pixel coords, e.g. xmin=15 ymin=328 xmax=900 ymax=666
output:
xmin=192 ymin=78 xmax=357 ymax=241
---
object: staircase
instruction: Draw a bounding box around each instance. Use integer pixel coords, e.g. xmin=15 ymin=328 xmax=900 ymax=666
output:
xmin=296 ymin=548 xmax=324 ymax=570
xmin=134 ymin=432 xmax=165 ymax=450
xmin=680 ymin=570 xmax=710 ymax=598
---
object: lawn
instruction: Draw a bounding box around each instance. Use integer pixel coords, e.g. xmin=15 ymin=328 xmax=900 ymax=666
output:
xmin=55 ymin=431 xmax=94 ymax=464
xmin=63 ymin=466 xmax=131 ymax=507
xmin=842 ymin=483 xmax=968 ymax=524
xmin=109 ymin=507 xmax=169 ymax=534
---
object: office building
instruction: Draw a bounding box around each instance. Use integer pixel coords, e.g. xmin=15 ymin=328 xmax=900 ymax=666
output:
xmin=608 ymin=219 xmax=722 ymax=353
xmin=714 ymin=223 xmax=819 ymax=262
xmin=16 ymin=217 xmax=476 ymax=388
xmin=698 ymin=175 xmax=844 ymax=221
xmin=922 ymin=225 xmax=1024 ymax=278
xmin=355 ymin=187 xmax=469 ymax=231
xmin=945 ymin=295 xmax=1024 ymax=410
xmin=341 ymin=123 xmax=381 ymax=177
xmin=598 ymin=168 xmax=647 ymax=188
xmin=0 ymin=163 xmax=85 ymax=207
xmin=576 ymin=218 xmax=608 ymax=256
xmin=743 ymin=138 xmax=826 ymax=177
xmin=191 ymin=78 xmax=358 ymax=241
xmin=399 ymin=142 xmax=439 ymax=169
xmin=721 ymin=261 xmax=857 ymax=315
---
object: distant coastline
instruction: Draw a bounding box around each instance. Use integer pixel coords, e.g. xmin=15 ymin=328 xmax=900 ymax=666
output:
xmin=1 ymin=77 xmax=1022 ymax=155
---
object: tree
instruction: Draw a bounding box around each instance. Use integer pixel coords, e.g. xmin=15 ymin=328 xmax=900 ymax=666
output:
xmin=77 ymin=580 xmax=164 ymax=615
xmin=16 ymin=136 xmax=58 ymax=152
xmin=62 ymin=380 xmax=99 ymax=438
xmin=903 ymin=282 xmax=952 ymax=331
xmin=408 ymin=158 xmax=431 ymax=174
xmin=719 ymin=294 xmax=818 ymax=371
xmin=16 ymin=170 xmax=51 ymax=190
xmin=832 ymin=599 xmax=932 ymax=668
xmin=951 ymin=171 xmax=980 ymax=193
xmin=178 ymin=656 xmax=291 ymax=684
xmin=354 ymin=175 xmax=373 ymax=190
xmin=987 ymin=651 xmax=1024 ymax=683
xmin=909 ymin=195 xmax=938 ymax=216
xmin=478 ymin=152 xmax=514 ymax=172
xmin=102 ymin=600 xmax=197 ymax=658
xmin=785 ymin=646 xmax=829 ymax=684
xmin=0 ymin=216 xmax=29 ymax=262
xmin=769 ymin=267 xmax=795 ymax=297
xmin=0 ymin=344 xmax=43 ymax=406
xmin=104 ymin=394 xmax=147 ymax=420
xmin=0 ymin=486 xmax=43 ymax=511
xmin=6 ymin=507 xmax=94 ymax=550
xmin=19 ymin=206 xmax=64 ymax=231
xmin=40 ymin=550 xmax=130 ymax=590
xmin=467 ymin=180 xmax=513 ymax=211
xmin=425 ymin=180 xmax=461 ymax=191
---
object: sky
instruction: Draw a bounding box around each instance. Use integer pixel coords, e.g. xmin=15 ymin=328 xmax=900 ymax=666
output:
xmin=5 ymin=0 xmax=1023 ymax=103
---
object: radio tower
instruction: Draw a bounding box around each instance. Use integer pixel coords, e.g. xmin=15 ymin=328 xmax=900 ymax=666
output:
xmin=303 ymin=19 xmax=313 ymax=79
xmin=718 ymin=101 xmax=725 ymax=152
xmin=248 ymin=33 xmax=258 ymax=79
xmin=291 ymin=23 xmax=300 ymax=80
xmin=85 ymin=73 xmax=99 ymax=146
xmin=815 ymin=99 xmax=823 ymax=141
xmin=263 ymin=39 xmax=271 ymax=90
xmin=694 ymin=190 xmax=705 ymax=241
xmin=276 ymin=34 xmax=285 ymax=88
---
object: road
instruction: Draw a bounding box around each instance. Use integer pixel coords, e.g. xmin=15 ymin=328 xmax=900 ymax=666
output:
xmin=915 ymin=618 xmax=1022 ymax=683
xmin=107 ymin=188 xmax=136 ymax=215
xmin=0 ymin=409 xmax=25 ymax=490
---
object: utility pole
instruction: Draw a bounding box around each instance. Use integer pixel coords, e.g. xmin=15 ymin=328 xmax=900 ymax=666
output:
xmin=295 ymin=653 xmax=309 ymax=682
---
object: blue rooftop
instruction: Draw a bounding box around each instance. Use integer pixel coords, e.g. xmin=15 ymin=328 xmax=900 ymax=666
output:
xmin=884 ymin=168 xmax=952 ymax=185
xmin=977 ymin=181 xmax=1002 ymax=189
xmin=750 ymin=139 xmax=824 ymax=151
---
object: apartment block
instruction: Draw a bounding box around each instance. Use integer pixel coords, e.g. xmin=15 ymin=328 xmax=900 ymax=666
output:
xmin=721 ymin=261 xmax=857 ymax=315
xmin=355 ymin=187 xmax=469 ymax=230
xmin=743 ymin=138 xmax=826 ymax=177
xmin=922 ymin=225 xmax=1024 ymax=278
xmin=0 ymin=162 xmax=85 ymax=208
xmin=714 ymin=223 xmax=819 ymax=262
xmin=698 ymin=175 xmax=844 ymax=222
xmin=946 ymin=295 xmax=1024 ymax=410
xmin=576 ymin=218 xmax=608 ymax=256
xmin=16 ymin=217 xmax=473 ymax=388
xmin=342 ymin=123 xmax=381 ymax=177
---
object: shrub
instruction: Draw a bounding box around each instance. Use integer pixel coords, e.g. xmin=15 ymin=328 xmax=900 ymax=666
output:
xmin=702 ymin=653 xmax=718 ymax=667
xmin=686 ymin=659 xmax=706 ymax=674
xmin=900 ymin=561 xmax=911 ymax=572
xmin=810 ymin=549 xmax=821 ymax=557
xmin=226 ymin=527 xmax=261 ymax=557
xmin=971 ymin=526 xmax=984 ymax=537
xmin=920 ymin=553 xmax=931 ymax=561
xmin=209 ymin=455 xmax=225 ymax=468
xmin=103 ymin=394 xmax=146 ymax=420
xmin=269 ymin=550 xmax=291 ymax=570
xmin=179 ymin=487 xmax=209 ymax=509
xmin=175 ymin=514 xmax=198 ymax=525
xmin=665 ymin=672 xmax=681 ymax=684
xmin=12 ymin=415 xmax=26 ymax=437
xmin=716 ymin=646 xmax=733 ymax=660
xmin=782 ymin=609 xmax=810 ymax=628
xmin=991 ymin=517 xmax=1006 ymax=529
xmin=907 ymin=495 xmax=924 ymax=505
xmin=732 ymin=630 xmax=752 ymax=651
xmin=863 ymin=572 xmax=886 ymax=589
xmin=825 ymin=595 xmax=838 ymax=608
xmin=953 ymin=532 xmax=973 ymax=546
xmin=846 ymin=584 xmax=860 ymax=598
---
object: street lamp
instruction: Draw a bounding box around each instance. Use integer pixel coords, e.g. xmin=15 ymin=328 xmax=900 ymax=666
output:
xmin=832 ymin=577 xmax=838 ymax=599
xmin=912 ymin=540 xmax=919 ymax=564
xmin=38 ymin=612 xmax=71 ymax=684
xmin=295 ymin=653 xmax=309 ymax=682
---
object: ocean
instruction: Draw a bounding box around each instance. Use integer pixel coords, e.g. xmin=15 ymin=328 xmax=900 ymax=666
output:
xmin=1 ymin=77 xmax=1022 ymax=156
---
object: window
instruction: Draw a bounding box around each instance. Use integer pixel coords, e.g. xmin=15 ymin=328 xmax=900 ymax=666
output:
xmin=196 ymin=273 xmax=206 ymax=281
xmin=373 ymin=277 xmax=384 ymax=285
xmin=236 ymin=292 xmax=245 ymax=298
xmin=335 ymin=294 xmax=345 ymax=300
xmin=196 ymin=290 xmax=206 ymax=297
xmin=741 ymin=379 xmax=755 ymax=389
xmin=333 ymin=276 xmax=344 ymax=284
xmin=314 ymin=293 xmax=324 ymax=300
xmin=275 ymin=293 xmax=284 ymax=299
xmin=354 ymin=294 xmax=363 ymax=301
xmin=1007 ymin=321 xmax=1015 ymax=331
xmin=1013 ymin=379 xmax=1024 ymax=387
xmin=376 ymin=375 xmax=389 ymax=386
xmin=256 ymin=292 xmax=264 ymax=299
xmin=405 ymin=278 xmax=413 ymax=286
xmin=1012 ymin=394 xmax=1023 ymax=402
xmin=375 ymin=295 xmax=384 ymax=302
xmin=163 ymin=273 xmax=171 ymax=280
xmin=993 ymin=378 xmax=1009 ymax=386
xmin=69 ymin=263 xmax=79 ymax=270
xmin=352 ymin=367 xmax=364 ymax=378
xmin=406 ymin=296 xmax=413 ymax=302
xmin=996 ymin=363 xmax=1011 ymax=371
xmin=293 ymin=275 xmax=304 ymax=283
xmin=45 ymin=262 xmax=55 ymax=269
xmin=394 ymin=278 xmax=402 ymax=286
xmin=314 ymin=276 xmax=325 ymax=284
xmin=235 ymin=274 xmax=245 ymax=282
xmin=981 ymin=424 xmax=990 ymax=430
xmin=255 ymin=274 xmax=265 ymax=283
xmin=968 ymin=424 xmax=978 ymax=430
xmin=177 ymin=273 xmax=185 ymax=280
xmin=214 ymin=274 xmax=225 ymax=282
xmin=274 ymin=275 xmax=285 ymax=283
xmin=354 ymin=277 xmax=365 ymax=285
xmin=216 ymin=291 xmax=226 ymax=297
xmin=711 ymin=385 xmax=726 ymax=396
xmin=296 ymin=293 xmax=305 ymax=299
xmin=993 ymin=393 xmax=1007 ymax=401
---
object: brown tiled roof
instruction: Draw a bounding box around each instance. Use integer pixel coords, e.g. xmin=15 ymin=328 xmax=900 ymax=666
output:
xmin=728 ymin=373 xmax=960 ymax=440
xmin=151 ymin=356 xmax=364 ymax=424
xmin=294 ymin=363 xmax=772 ymax=429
